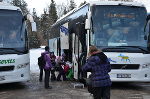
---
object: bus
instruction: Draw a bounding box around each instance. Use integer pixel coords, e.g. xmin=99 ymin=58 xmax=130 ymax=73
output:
xmin=48 ymin=1 xmax=150 ymax=82
xmin=0 ymin=2 xmax=36 ymax=84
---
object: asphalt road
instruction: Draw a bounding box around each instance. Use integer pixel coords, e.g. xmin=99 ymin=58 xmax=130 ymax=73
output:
xmin=0 ymin=73 xmax=150 ymax=99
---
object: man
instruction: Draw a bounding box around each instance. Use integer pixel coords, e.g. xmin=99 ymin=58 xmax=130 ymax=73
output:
xmin=38 ymin=53 xmax=45 ymax=82
xmin=82 ymin=45 xmax=111 ymax=99
xmin=120 ymin=27 xmax=130 ymax=42
xmin=0 ymin=30 xmax=4 ymax=43
xmin=107 ymin=28 xmax=120 ymax=43
xmin=41 ymin=46 xmax=53 ymax=89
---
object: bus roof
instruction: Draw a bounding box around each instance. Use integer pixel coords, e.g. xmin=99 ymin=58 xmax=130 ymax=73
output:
xmin=89 ymin=1 xmax=145 ymax=7
xmin=56 ymin=8 xmax=76 ymax=24
xmin=54 ymin=1 xmax=145 ymax=26
xmin=0 ymin=2 xmax=21 ymax=11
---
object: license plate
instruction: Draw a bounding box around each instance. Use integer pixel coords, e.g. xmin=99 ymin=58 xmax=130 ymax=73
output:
xmin=0 ymin=76 xmax=5 ymax=81
xmin=117 ymin=74 xmax=131 ymax=78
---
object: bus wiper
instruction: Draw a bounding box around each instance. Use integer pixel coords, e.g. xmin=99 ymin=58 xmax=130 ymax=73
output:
xmin=102 ymin=47 xmax=125 ymax=49
xmin=0 ymin=48 xmax=23 ymax=53
xmin=117 ymin=46 xmax=149 ymax=53
xmin=101 ymin=47 xmax=126 ymax=51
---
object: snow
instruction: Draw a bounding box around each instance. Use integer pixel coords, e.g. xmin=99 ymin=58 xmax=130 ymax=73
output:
xmin=30 ymin=48 xmax=44 ymax=73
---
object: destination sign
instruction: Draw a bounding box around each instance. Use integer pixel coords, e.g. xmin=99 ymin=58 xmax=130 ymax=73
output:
xmin=107 ymin=13 xmax=135 ymax=18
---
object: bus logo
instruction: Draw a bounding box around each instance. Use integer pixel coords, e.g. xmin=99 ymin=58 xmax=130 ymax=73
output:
xmin=118 ymin=54 xmax=131 ymax=63
xmin=0 ymin=59 xmax=15 ymax=64
xmin=108 ymin=58 xmax=117 ymax=63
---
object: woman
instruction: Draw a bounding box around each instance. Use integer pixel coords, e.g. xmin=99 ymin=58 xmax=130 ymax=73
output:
xmin=82 ymin=45 xmax=111 ymax=99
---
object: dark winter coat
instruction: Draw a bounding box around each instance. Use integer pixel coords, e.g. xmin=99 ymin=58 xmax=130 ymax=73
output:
xmin=82 ymin=51 xmax=112 ymax=87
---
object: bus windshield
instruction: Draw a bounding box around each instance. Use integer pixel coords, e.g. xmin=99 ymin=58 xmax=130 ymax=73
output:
xmin=91 ymin=5 xmax=147 ymax=48
xmin=0 ymin=10 xmax=26 ymax=54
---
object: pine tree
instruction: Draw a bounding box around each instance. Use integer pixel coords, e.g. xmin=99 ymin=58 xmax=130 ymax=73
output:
xmin=11 ymin=0 xmax=28 ymax=15
xmin=29 ymin=8 xmax=41 ymax=48
xmin=79 ymin=1 xmax=86 ymax=7
xmin=63 ymin=7 xmax=68 ymax=15
xmin=40 ymin=9 xmax=52 ymax=44
xmin=47 ymin=0 xmax=58 ymax=42
xmin=49 ymin=0 xmax=58 ymax=23
xmin=69 ymin=0 xmax=76 ymax=11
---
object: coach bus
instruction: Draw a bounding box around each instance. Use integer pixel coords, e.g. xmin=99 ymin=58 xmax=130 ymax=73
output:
xmin=0 ymin=2 xmax=36 ymax=84
xmin=49 ymin=1 xmax=150 ymax=82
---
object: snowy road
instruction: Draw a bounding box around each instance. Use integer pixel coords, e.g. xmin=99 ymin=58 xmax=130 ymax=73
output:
xmin=30 ymin=48 xmax=44 ymax=73
xmin=0 ymin=49 xmax=150 ymax=99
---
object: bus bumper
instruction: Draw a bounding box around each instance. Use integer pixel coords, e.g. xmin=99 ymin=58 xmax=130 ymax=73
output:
xmin=0 ymin=70 xmax=30 ymax=84
xmin=110 ymin=69 xmax=150 ymax=82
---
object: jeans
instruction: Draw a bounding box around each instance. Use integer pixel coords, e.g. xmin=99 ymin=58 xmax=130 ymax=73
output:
xmin=93 ymin=86 xmax=111 ymax=99
xmin=51 ymin=69 xmax=56 ymax=81
xmin=44 ymin=69 xmax=51 ymax=88
xmin=56 ymin=67 xmax=66 ymax=81
xmin=39 ymin=66 xmax=43 ymax=82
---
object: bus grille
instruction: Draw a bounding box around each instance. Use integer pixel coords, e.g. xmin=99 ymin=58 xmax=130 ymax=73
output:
xmin=111 ymin=64 xmax=140 ymax=70
xmin=0 ymin=66 xmax=15 ymax=72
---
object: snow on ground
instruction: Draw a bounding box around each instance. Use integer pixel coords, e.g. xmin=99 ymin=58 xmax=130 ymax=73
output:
xmin=30 ymin=48 xmax=44 ymax=73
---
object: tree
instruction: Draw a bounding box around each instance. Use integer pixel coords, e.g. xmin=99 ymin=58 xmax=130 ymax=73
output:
xmin=11 ymin=0 xmax=28 ymax=15
xmin=79 ymin=1 xmax=86 ymax=7
xmin=69 ymin=0 xmax=76 ymax=11
xmin=46 ymin=0 xmax=58 ymax=43
xmin=63 ymin=7 xmax=68 ymax=15
xmin=29 ymin=8 xmax=41 ymax=48
xmin=3 ymin=0 xmax=10 ymax=3
xmin=56 ymin=4 xmax=68 ymax=18
xmin=40 ymin=9 xmax=52 ymax=45
xmin=48 ymin=0 xmax=58 ymax=23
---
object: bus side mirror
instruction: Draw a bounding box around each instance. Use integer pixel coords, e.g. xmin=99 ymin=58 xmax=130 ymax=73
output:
xmin=85 ymin=12 xmax=91 ymax=30
xmin=85 ymin=19 xmax=90 ymax=30
xmin=26 ymin=14 xmax=37 ymax=32
xmin=149 ymin=21 xmax=150 ymax=37
xmin=31 ymin=22 xmax=37 ymax=32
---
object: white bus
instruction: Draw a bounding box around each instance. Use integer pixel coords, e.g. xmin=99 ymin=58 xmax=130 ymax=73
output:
xmin=49 ymin=1 xmax=150 ymax=82
xmin=0 ymin=2 xmax=36 ymax=84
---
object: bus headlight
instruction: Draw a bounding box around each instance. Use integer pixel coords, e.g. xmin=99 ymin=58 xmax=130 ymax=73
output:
xmin=142 ymin=63 xmax=150 ymax=69
xmin=17 ymin=63 xmax=29 ymax=69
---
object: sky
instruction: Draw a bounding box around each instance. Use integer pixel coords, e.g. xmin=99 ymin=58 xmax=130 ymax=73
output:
xmin=25 ymin=0 xmax=150 ymax=16
xmin=25 ymin=0 xmax=89 ymax=16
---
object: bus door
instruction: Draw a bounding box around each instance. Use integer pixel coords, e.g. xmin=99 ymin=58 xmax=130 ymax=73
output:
xmin=72 ymin=23 xmax=83 ymax=79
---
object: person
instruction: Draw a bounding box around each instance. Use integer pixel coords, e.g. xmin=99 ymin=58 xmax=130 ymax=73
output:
xmin=41 ymin=46 xmax=53 ymax=89
xmin=107 ymin=27 xmax=130 ymax=43
xmin=0 ymin=30 xmax=4 ymax=43
xmin=38 ymin=53 xmax=44 ymax=82
xmin=66 ymin=61 xmax=73 ymax=80
xmin=5 ymin=30 xmax=20 ymax=47
xmin=119 ymin=27 xmax=130 ymax=42
xmin=9 ymin=31 xmax=17 ymax=40
xmin=82 ymin=45 xmax=111 ymax=99
xmin=50 ymin=52 xmax=56 ymax=81
xmin=107 ymin=28 xmax=120 ymax=43
xmin=56 ymin=55 xmax=67 ymax=81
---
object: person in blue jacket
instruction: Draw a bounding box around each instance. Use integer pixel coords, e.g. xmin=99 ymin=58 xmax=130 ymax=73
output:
xmin=82 ymin=45 xmax=111 ymax=99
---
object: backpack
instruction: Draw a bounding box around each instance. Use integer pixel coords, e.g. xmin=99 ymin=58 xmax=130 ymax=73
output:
xmin=38 ymin=55 xmax=46 ymax=67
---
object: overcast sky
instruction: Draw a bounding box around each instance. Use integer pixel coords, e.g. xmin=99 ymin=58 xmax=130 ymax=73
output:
xmin=25 ymin=0 xmax=89 ymax=16
xmin=25 ymin=0 xmax=150 ymax=16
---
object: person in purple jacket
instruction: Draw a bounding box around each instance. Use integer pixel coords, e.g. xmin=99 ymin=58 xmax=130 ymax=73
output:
xmin=82 ymin=45 xmax=111 ymax=99
xmin=41 ymin=46 xmax=53 ymax=89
